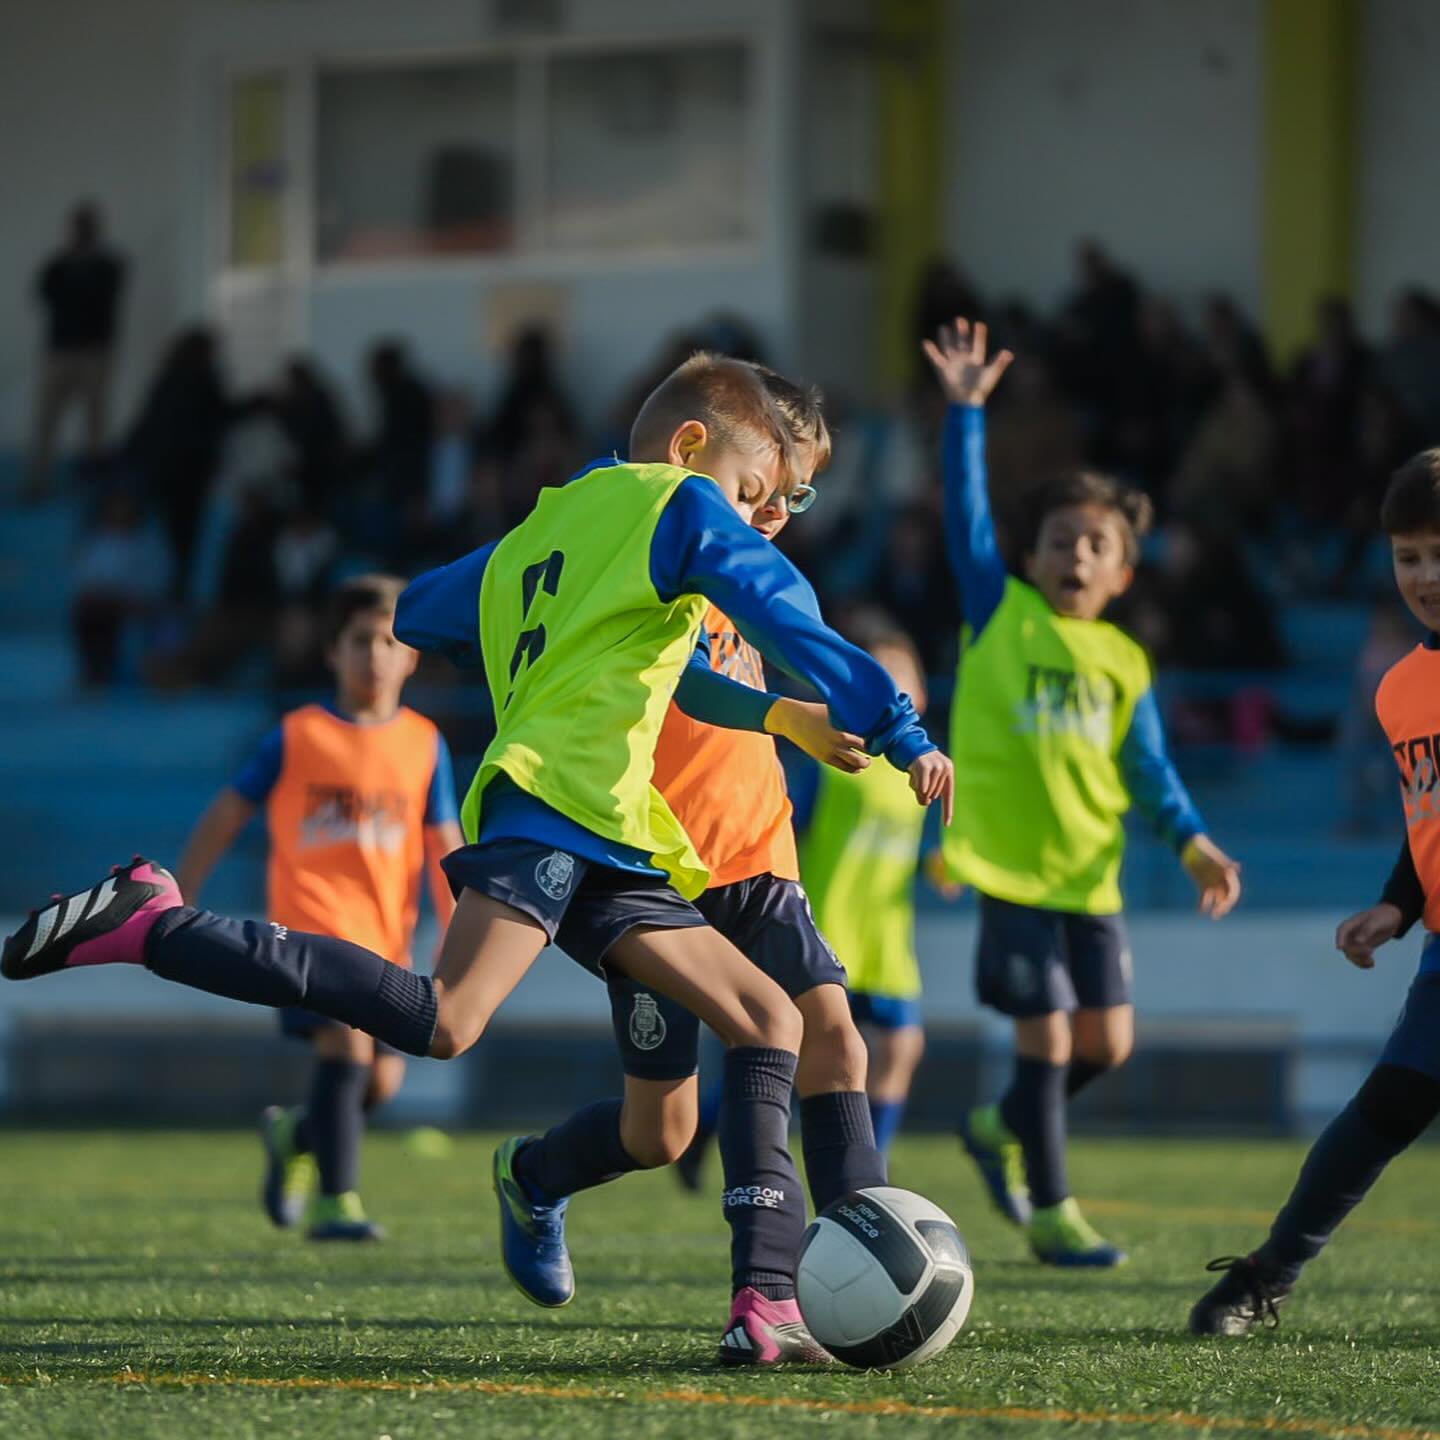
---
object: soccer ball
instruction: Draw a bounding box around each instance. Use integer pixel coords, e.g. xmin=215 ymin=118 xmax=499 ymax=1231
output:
xmin=796 ymin=1186 xmax=973 ymax=1369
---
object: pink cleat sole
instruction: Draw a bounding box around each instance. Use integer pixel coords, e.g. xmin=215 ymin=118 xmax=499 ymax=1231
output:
xmin=2 ymin=857 xmax=182 ymax=980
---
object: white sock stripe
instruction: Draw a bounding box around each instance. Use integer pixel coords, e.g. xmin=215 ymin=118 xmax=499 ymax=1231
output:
xmin=24 ymin=903 xmax=62 ymax=961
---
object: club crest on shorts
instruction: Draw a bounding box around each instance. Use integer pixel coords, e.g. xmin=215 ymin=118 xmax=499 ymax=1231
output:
xmin=629 ymin=993 xmax=667 ymax=1051
xmin=535 ymin=851 xmax=575 ymax=901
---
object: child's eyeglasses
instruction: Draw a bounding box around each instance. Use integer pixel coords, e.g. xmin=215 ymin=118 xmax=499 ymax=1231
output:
xmin=787 ymin=484 xmax=817 ymax=514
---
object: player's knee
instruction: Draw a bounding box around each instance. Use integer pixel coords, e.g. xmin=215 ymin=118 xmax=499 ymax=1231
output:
xmin=627 ymin=1123 xmax=695 ymax=1169
xmin=1355 ymin=1063 xmax=1440 ymax=1146
xmin=799 ymin=1018 xmax=869 ymax=1092
xmin=1075 ymin=1036 xmax=1130 ymax=1070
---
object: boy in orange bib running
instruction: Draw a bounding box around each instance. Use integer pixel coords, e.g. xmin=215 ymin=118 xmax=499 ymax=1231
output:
xmin=1190 ymin=450 xmax=1440 ymax=1335
xmin=175 ymin=576 xmax=463 ymax=1240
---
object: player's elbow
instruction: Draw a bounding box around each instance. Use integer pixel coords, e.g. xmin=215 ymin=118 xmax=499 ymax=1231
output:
xmin=428 ymin=1011 xmax=487 ymax=1060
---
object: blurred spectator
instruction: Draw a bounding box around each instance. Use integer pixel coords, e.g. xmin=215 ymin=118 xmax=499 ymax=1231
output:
xmin=26 ymin=202 xmax=128 ymax=499
xmin=357 ymin=339 xmax=434 ymax=557
xmin=71 ymin=490 xmax=169 ymax=687
xmin=273 ymin=357 xmax=348 ymax=513
xmin=983 ymin=353 xmax=1086 ymax=504
xmin=914 ymin=260 xmax=983 ymax=387
xmin=1169 ymin=329 xmax=1279 ymax=526
xmin=485 ymin=325 xmax=580 ymax=527
xmin=1379 ymin=287 xmax=1440 ymax=443
xmin=1055 ymin=240 xmax=1142 ymax=447
xmin=125 ymin=326 xmax=231 ymax=602
xmin=272 ymin=504 xmax=341 ymax=688
xmin=864 ymin=501 xmax=961 ymax=677
xmin=1283 ymin=297 xmax=1370 ymax=524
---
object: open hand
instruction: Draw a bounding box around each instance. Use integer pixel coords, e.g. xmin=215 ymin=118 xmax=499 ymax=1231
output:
xmin=1335 ymin=903 xmax=1403 ymax=970
xmin=1181 ymin=834 xmax=1242 ymax=919
xmin=908 ymin=750 xmax=955 ymax=826
xmin=764 ymin=698 xmax=870 ymax=773
xmin=922 ymin=317 xmax=1014 ymax=408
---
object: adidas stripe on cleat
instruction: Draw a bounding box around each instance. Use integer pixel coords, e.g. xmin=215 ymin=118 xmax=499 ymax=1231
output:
xmin=717 ymin=1287 xmax=833 ymax=1367
xmin=2 ymin=858 xmax=182 ymax=980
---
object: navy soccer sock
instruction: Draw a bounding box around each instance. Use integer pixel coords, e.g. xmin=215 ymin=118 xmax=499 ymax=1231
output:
xmin=999 ymin=1056 xmax=1069 ymax=1209
xmin=799 ymin=1090 xmax=886 ymax=1212
xmin=719 ymin=1047 xmax=804 ymax=1301
xmin=307 ymin=1059 xmax=370 ymax=1197
xmin=868 ymin=1097 xmax=906 ymax=1153
xmin=1258 ymin=1065 xmax=1440 ymax=1281
xmin=145 ymin=909 xmax=436 ymax=1056
xmin=1066 ymin=1058 xmax=1110 ymax=1099
xmin=512 ymin=1099 xmax=641 ymax=1203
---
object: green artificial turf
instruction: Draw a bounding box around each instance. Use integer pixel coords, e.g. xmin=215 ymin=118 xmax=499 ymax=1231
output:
xmin=0 ymin=1130 xmax=1437 ymax=1439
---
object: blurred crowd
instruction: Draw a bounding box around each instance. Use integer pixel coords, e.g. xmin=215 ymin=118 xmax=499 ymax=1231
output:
xmin=24 ymin=212 xmax=1436 ymax=758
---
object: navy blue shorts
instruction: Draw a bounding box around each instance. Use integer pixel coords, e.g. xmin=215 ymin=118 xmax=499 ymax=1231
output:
xmin=975 ymin=894 xmax=1132 ymax=1018
xmin=1378 ymin=937 xmax=1440 ymax=1081
xmin=850 ymin=990 xmax=923 ymax=1030
xmin=605 ymin=873 xmax=848 ymax=1081
xmin=442 ymin=838 xmax=707 ymax=979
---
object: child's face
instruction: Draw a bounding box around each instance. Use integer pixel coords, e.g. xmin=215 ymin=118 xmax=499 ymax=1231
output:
xmin=1024 ymin=502 xmax=1134 ymax=620
xmin=1390 ymin=529 xmax=1440 ymax=631
xmin=327 ymin=608 xmax=418 ymax=712
xmin=668 ymin=421 xmax=789 ymax=525
xmin=872 ymin=643 xmax=927 ymax=715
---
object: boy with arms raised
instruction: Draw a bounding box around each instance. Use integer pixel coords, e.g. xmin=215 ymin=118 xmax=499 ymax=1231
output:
xmin=1189 ymin=452 xmax=1440 ymax=1334
xmin=174 ymin=575 xmax=462 ymax=1240
xmin=925 ymin=320 xmax=1241 ymax=1267
xmin=5 ymin=353 xmax=951 ymax=1361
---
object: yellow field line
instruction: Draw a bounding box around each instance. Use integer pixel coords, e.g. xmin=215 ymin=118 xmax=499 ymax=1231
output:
xmin=1 ymin=1369 xmax=1425 ymax=1440
xmin=1081 ymin=1198 xmax=1439 ymax=1236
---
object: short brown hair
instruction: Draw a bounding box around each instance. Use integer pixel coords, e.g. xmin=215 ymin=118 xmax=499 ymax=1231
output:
xmin=629 ymin=352 xmax=830 ymax=487
xmin=1381 ymin=449 xmax=1440 ymax=535
xmin=1025 ymin=471 xmax=1154 ymax=566
xmin=326 ymin=573 xmax=407 ymax=644
xmin=839 ymin=606 xmax=923 ymax=671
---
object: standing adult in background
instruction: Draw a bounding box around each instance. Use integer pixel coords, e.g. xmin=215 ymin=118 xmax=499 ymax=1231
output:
xmin=26 ymin=203 xmax=128 ymax=500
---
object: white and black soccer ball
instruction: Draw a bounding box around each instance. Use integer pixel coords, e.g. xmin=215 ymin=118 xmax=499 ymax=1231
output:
xmin=796 ymin=1186 xmax=973 ymax=1370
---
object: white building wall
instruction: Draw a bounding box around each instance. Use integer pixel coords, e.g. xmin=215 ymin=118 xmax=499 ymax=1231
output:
xmin=944 ymin=0 xmax=1263 ymax=317
xmin=0 ymin=0 xmax=188 ymax=453
xmin=1356 ymin=0 xmax=1440 ymax=333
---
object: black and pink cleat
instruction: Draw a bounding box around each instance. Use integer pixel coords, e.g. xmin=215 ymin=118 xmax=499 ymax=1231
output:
xmin=2 ymin=857 xmax=182 ymax=980
xmin=717 ymin=1286 xmax=833 ymax=1366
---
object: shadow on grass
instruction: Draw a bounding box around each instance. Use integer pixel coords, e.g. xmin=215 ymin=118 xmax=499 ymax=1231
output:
xmin=0 ymin=1315 xmax=704 ymax=1337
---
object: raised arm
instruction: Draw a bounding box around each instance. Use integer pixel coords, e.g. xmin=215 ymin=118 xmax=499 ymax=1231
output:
xmin=922 ymin=319 xmax=1013 ymax=633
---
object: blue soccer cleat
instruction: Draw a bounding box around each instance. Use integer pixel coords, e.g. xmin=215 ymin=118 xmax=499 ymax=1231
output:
xmin=1028 ymin=1198 xmax=1127 ymax=1268
xmin=307 ymin=1191 xmax=384 ymax=1242
xmin=493 ymin=1136 xmax=574 ymax=1307
xmin=958 ymin=1104 xmax=1032 ymax=1226
xmin=260 ymin=1105 xmax=314 ymax=1229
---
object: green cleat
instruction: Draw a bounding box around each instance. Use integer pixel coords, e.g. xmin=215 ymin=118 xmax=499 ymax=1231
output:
xmin=260 ymin=1105 xmax=314 ymax=1229
xmin=307 ymin=1191 xmax=384 ymax=1242
xmin=1028 ymin=1197 xmax=1127 ymax=1268
xmin=958 ymin=1103 xmax=1032 ymax=1225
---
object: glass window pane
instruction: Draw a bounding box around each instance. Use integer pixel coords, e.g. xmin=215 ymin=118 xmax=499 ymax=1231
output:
xmin=545 ymin=46 xmax=751 ymax=252
xmin=315 ymin=62 xmax=517 ymax=263
xmin=228 ymin=73 xmax=288 ymax=269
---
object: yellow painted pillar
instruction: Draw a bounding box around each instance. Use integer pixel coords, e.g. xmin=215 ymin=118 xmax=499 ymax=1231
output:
xmin=875 ymin=0 xmax=945 ymax=396
xmin=1262 ymin=0 xmax=1359 ymax=365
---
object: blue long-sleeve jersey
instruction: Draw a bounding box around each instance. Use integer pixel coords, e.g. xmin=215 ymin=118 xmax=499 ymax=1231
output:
xmin=944 ymin=404 xmax=1203 ymax=852
xmin=397 ymin=461 xmax=935 ymax=874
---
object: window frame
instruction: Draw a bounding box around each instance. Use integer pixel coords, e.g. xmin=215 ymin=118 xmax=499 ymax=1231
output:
xmin=220 ymin=30 xmax=762 ymax=285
